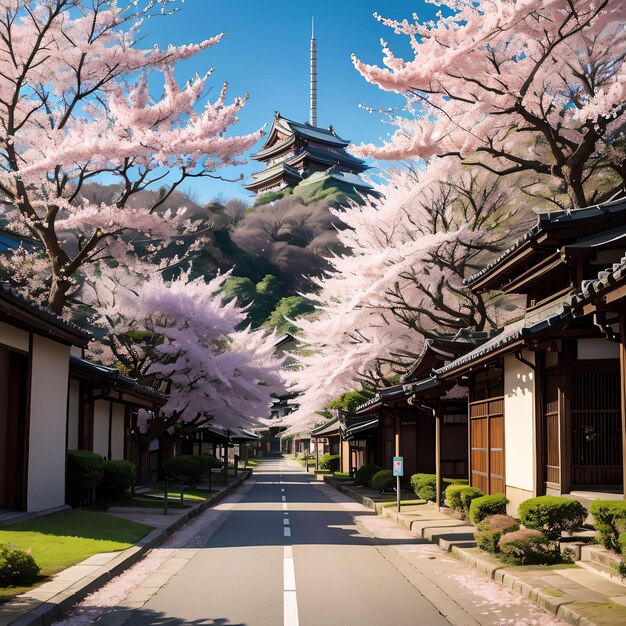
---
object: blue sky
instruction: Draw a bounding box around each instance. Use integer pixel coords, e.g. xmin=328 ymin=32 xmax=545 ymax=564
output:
xmin=140 ymin=0 xmax=432 ymax=203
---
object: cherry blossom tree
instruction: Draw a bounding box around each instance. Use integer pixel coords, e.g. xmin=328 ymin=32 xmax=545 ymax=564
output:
xmin=353 ymin=0 xmax=626 ymax=208
xmin=86 ymin=266 xmax=285 ymax=471
xmin=0 ymin=0 xmax=260 ymax=313
xmin=283 ymin=162 xmax=530 ymax=433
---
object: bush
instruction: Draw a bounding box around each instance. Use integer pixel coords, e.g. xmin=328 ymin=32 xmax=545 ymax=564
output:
xmin=498 ymin=529 xmax=561 ymax=565
xmin=474 ymin=515 xmax=520 ymax=554
xmin=445 ymin=484 xmax=484 ymax=518
xmin=410 ymin=474 xmax=436 ymax=501
xmin=163 ymin=455 xmax=204 ymax=486
xmin=195 ymin=455 xmax=221 ymax=470
xmin=98 ymin=460 xmax=136 ymax=502
xmin=66 ymin=450 xmax=104 ymax=507
xmin=518 ymin=496 xmax=587 ymax=541
xmin=319 ymin=454 xmax=340 ymax=472
xmin=333 ymin=472 xmax=351 ymax=480
xmin=355 ymin=464 xmax=384 ymax=487
xmin=469 ymin=494 xmax=509 ymax=525
xmin=371 ymin=470 xmax=395 ymax=493
xmin=409 ymin=474 xmax=469 ymax=502
xmin=589 ymin=501 xmax=626 ymax=553
xmin=0 ymin=543 xmax=41 ymax=587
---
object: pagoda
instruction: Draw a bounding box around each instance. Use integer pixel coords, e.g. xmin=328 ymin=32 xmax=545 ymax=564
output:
xmin=244 ymin=22 xmax=373 ymax=198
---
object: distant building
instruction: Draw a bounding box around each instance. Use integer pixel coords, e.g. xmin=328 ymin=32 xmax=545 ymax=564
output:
xmin=244 ymin=23 xmax=374 ymax=199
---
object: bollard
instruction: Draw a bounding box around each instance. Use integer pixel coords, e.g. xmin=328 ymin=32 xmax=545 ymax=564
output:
xmin=180 ymin=480 xmax=184 ymax=505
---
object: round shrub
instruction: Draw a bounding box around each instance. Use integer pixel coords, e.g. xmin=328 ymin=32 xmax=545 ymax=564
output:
xmin=371 ymin=470 xmax=395 ymax=493
xmin=66 ymin=450 xmax=104 ymax=507
xmin=195 ymin=455 xmax=222 ymax=470
xmin=163 ymin=455 xmax=204 ymax=486
xmin=355 ymin=464 xmax=384 ymax=487
xmin=410 ymin=473 xmax=436 ymax=501
xmin=469 ymin=493 xmax=509 ymax=525
xmin=98 ymin=460 xmax=136 ymax=502
xmin=445 ymin=484 xmax=484 ymax=518
xmin=319 ymin=454 xmax=341 ymax=472
xmin=0 ymin=543 xmax=41 ymax=587
xmin=474 ymin=514 xmax=520 ymax=554
xmin=518 ymin=496 xmax=587 ymax=541
xmin=589 ymin=500 xmax=626 ymax=552
xmin=498 ymin=529 xmax=560 ymax=566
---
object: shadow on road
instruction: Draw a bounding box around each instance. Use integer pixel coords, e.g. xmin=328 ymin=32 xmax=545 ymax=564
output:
xmin=94 ymin=607 xmax=246 ymax=625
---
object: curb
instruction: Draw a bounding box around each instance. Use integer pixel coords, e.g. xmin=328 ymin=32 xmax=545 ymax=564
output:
xmin=326 ymin=478 xmax=609 ymax=626
xmin=1 ymin=470 xmax=252 ymax=626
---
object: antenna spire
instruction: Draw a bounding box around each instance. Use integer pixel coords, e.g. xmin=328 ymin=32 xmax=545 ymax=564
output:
xmin=310 ymin=17 xmax=317 ymax=127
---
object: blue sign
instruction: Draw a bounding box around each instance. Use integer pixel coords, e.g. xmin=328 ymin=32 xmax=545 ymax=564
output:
xmin=393 ymin=456 xmax=404 ymax=477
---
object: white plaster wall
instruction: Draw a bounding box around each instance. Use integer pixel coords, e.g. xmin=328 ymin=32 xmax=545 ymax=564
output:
xmin=27 ymin=336 xmax=70 ymax=512
xmin=67 ymin=379 xmax=80 ymax=450
xmin=577 ymin=338 xmax=620 ymax=360
xmin=93 ymin=400 xmax=109 ymax=459
xmin=504 ymin=351 xmax=535 ymax=494
xmin=0 ymin=320 xmax=28 ymax=352
xmin=110 ymin=402 xmax=125 ymax=460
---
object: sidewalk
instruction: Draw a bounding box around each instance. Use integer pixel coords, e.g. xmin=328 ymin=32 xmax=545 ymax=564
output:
xmin=327 ymin=478 xmax=626 ymax=626
xmin=0 ymin=471 xmax=251 ymax=626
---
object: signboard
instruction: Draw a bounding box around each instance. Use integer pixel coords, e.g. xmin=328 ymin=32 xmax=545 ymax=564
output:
xmin=393 ymin=456 xmax=404 ymax=477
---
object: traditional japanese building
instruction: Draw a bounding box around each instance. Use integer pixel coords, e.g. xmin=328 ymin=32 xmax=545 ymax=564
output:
xmin=244 ymin=24 xmax=373 ymax=198
xmin=436 ymin=198 xmax=626 ymax=511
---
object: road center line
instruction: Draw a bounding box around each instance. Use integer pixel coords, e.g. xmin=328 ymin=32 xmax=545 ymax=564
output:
xmin=283 ymin=518 xmax=290 ymax=526
xmin=283 ymin=557 xmax=296 ymax=590
xmin=284 ymin=527 xmax=291 ymax=537
xmin=281 ymin=496 xmax=286 ymax=502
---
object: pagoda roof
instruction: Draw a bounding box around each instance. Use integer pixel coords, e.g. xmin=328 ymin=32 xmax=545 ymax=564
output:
xmin=466 ymin=197 xmax=626 ymax=291
xmin=244 ymin=162 xmax=302 ymax=192
xmin=255 ymin=113 xmax=351 ymax=156
xmin=297 ymin=168 xmax=374 ymax=192
xmin=286 ymin=145 xmax=369 ymax=171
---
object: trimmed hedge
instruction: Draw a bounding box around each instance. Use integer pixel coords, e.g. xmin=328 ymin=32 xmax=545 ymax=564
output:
xmin=98 ymin=460 xmax=136 ymax=502
xmin=163 ymin=455 xmax=204 ymax=486
xmin=371 ymin=470 xmax=395 ymax=493
xmin=196 ymin=454 xmax=222 ymax=470
xmin=410 ymin=473 xmax=437 ymax=501
xmin=67 ymin=450 xmax=104 ymax=507
xmin=518 ymin=496 xmax=587 ymax=541
xmin=474 ymin=514 xmax=520 ymax=554
xmin=355 ymin=464 xmax=384 ymax=487
xmin=0 ymin=543 xmax=41 ymax=586
xmin=409 ymin=474 xmax=469 ymax=502
xmin=589 ymin=500 xmax=626 ymax=552
xmin=319 ymin=454 xmax=340 ymax=472
xmin=445 ymin=484 xmax=484 ymax=518
xmin=469 ymin=493 xmax=508 ymax=525
xmin=498 ymin=529 xmax=561 ymax=566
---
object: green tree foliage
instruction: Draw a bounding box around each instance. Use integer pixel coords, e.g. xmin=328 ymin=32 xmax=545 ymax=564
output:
xmin=263 ymin=296 xmax=316 ymax=335
xmin=219 ymin=274 xmax=290 ymax=328
xmin=327 ymin=389 xmax=376 ymax=413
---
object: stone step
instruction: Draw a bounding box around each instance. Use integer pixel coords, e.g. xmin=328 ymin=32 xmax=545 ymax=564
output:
xmin=580 ymin=544 xmax=622 ymax=568
xmin=577 ymin=558 xmax=626 ymax=587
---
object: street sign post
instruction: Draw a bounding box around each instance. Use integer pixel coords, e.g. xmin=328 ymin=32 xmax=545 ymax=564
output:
xmin=393 ymin=456 xmax=403 ymax=512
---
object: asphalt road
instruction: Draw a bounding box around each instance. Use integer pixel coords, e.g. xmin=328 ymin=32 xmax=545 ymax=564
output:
xmin=89 ymin=458 xmax=564 ymax=626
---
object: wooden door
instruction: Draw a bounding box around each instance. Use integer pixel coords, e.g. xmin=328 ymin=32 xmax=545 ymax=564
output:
xmin=571 ymin=365 xmax=622 ymax=487
xmin=470 ymin=397 xmax=504 ymax=494
xmin=544 ymin=368 xmax=560 ymax=486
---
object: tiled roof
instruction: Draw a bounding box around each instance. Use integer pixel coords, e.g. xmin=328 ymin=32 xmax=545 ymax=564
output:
xmin=0 ymin=282 xmax=91 ymax=344
xmin=465 ymin=197 xmax=626 ymax=286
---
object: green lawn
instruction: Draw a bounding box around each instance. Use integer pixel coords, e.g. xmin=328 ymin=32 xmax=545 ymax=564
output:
xmin=0 ymin=509 xmax=153 ymax=603
xmin=147 ymin=485 xmax=211 ymax=502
